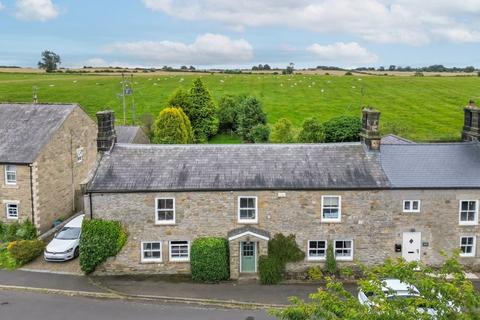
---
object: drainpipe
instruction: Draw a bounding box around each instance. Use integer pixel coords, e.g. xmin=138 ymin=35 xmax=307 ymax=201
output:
xmin=29 ymin=164 xmax=35 ymax=225
xmin=89 ymin=193 xmax=93 ymax=219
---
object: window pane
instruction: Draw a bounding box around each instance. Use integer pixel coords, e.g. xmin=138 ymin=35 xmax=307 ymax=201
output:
xmin=412 ymin=201 xmax=418 ymax=210
xmin=469 ymin=201 xmax=476 ymax=211
xmin=404 ymin=201 xmax=410 ymax=210
xmin=240 ymin=198 xmax=248 ymax=208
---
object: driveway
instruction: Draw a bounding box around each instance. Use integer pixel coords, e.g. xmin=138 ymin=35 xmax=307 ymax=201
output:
xmin=20 ymin=255 xmax=82 ymax=275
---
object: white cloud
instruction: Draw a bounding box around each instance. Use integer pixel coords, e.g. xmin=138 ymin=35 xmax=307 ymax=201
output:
xmin=105 ymin=33 xmax=253 ymax=66
xmin=142 ymin=0 xmax=480 ymax=45
xmin=15 ymin=0 xmax=59 ymax=21
xmin=84 ymin=58 xmax=108 ymax=67
xmin=0 ymin=2 xmax=4 ymax=11
xmin=307 ymin=42 xmax=378 ymax=64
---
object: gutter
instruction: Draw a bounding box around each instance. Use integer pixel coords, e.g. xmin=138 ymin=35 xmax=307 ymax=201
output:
xmin=89 ymin=192 xmax=93 ymax=219
xmin=28 ymin=164 xmax=35 ymax=226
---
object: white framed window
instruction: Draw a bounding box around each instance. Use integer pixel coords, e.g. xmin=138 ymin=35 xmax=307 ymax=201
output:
xmin=403 ymin=200 xmax=421 ymax=213
xmin=334 ymin=240 xmax=353 ymax=261
xmin=308 ymin=240 xmax=327 ymax=261
xmin=238 ymin=196 xmax=258 ymax=223
xmin=155 ymin=198 xmax=175 ymax=225
xmin=459 ymin=200 xmax=478 ymax=225
xmin=321 ymin=196 xmax=341 ymax=222
xmin=169 ymin=241 xmax=190 ymax=262
xmin=141 ymin=241 xmax=162 ymax=262
xmin=5 ymin=165 xmax=16 ymax=185
xmin=5 ymin=202 xmax=19 ymax=220
xmin=460 ymin=236 xmax=476 ymax=257
xmin=76 ymin=147 xmax=84 ymax=163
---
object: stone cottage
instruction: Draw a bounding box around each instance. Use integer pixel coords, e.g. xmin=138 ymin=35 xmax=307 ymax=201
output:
xmin=0 ymin=103 xmax=97 ymax=232
xmin=84 ymin=104 xmax=480 ymax=278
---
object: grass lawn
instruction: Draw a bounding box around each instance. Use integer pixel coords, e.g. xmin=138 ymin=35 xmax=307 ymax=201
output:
xmin=0 ymin=72 xmax=479 ymax=142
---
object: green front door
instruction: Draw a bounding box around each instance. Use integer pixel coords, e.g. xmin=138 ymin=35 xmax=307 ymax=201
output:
xmin=240 ymin=242 xmax=256 ymax=273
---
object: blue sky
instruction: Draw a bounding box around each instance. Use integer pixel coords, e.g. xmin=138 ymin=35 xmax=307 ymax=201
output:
xmin=1 ymin=0 xmax=480 ymax=69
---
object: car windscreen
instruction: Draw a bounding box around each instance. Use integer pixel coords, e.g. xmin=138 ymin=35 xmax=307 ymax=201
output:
xmin=55 ymin=227 xmax=81 ymax=240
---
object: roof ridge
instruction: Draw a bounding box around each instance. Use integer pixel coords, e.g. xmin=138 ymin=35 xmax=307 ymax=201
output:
xmin=114 ymin=142 xmax=363 ymax=149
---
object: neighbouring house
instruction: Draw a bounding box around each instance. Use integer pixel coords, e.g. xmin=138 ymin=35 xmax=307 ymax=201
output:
xmin=84 ymin=103 xmax=480 ymax=279
xmin=115 ymin=125 xmax=150 ymax=144
xmin=0 ymin=103 xmax=97 ymax=233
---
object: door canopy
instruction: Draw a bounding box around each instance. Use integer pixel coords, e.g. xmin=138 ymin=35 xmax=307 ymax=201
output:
xmin=228 ymin=226 xmax=270 ymax=242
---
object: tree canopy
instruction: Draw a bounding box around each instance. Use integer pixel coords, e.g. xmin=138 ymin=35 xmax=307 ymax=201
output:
xmin=323 ymin=115 xmax=362 ymax=143
xmin=38 ymin=50 xmax=61 ymax=72
xmin=236 ymin=96 xmax=267 ymax=142
xmin=297 ymin=118 xmax=324 ymax=143
xmin=152 ymin=107 xmax=193 ymax=144
xmin=270 ymin=118 xmax=295 ymax=143
xmin=188 ymin=78 xmax=219 ymax=143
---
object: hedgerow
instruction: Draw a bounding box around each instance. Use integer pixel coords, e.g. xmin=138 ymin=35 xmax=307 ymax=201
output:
xmin=190 ymin=237 xmax=229 ymax=282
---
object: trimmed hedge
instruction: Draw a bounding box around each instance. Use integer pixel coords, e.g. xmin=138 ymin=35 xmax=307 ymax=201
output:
xmin=7 ymin=240 xmax=44 ymax=266
xmin=79 ymin=219 xmax=127 ymax=274
xmin=191 ymin=237 xmax=229 ymax=282
xmin=258 ymin=255 xmax=282 ymax=285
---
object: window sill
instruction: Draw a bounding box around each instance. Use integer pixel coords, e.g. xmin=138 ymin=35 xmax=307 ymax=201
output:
xmin=307 ymin=257 xmax=326 ymax=262
xmin=155 ymin=221 xmax=176 ymax=226
xmin=403 ymin=211 xmax=421 ymax=213
xmin=459 ymin=222 xmax=478 ymax=226
xmin=170 ymin=259 xmax=190 ymax=263
xmin=459 ymin=254 xmax=475 ymax=258
xmin=2 ymin=185 xmax=18 ymax=189
xmin=6 ymin=217 xmax=18 ymax=220
xmin=321 ymin=219 xmax=341 ymax=223
xmin=141 ymin=259 xmax=163 ymax=264
xmin=336 ymin=257 xmax=353 ymax=261
xmin=238 ymin=220 xmax=258 ymax=224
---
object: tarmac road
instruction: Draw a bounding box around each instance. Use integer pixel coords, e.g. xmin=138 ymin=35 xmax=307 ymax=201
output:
xmin=0 ymin=291 xmax=275 ymax=320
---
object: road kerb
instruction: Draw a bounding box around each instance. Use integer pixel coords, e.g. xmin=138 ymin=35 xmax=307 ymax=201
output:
xmin=0 ymin=284 xmax=286 ymax=310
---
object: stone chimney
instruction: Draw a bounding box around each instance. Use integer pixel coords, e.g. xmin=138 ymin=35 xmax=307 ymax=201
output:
xmin=360 ymin=107 xmax=381 ymax=151
xmin=96 ymin=110 xmax=117 ymax=152
xmin=462 ymin=100 xmax=480 ymax=142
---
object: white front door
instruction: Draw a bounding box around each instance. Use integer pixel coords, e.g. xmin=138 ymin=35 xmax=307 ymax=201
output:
xmin=402 ymin=232 xmax=421 ymax=262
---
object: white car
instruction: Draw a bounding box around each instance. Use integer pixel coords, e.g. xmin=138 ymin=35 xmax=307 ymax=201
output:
xmin=44 ymin=214 xmax=84 ymax=262
xmin=358 ymin=279 xmax=436 ymax=317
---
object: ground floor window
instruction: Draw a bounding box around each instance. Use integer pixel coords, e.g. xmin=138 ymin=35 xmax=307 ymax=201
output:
xmin=141 ymin=241 xmax=162 ymax=262
xmin=334 ymin=240 xmax=353 ymax=260
xmin=460 ymin=236 xmax=476 ymax=257
xmin=169 ymin=241 xmax=190 ymax=262
xmin=5 ymin=202 xmax=18 ymax=220
xmin=308 ymin=240 xmax=327 ymax=260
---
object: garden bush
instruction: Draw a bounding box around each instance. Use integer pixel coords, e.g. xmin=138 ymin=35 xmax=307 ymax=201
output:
xmin=7 ymin=239 xmax=44 ymax=266
xmin=190 ymin=237 xmax=229 ymax=282
xmin=79 ymin=219 xmax=127 ymax=274
xmin=325 ymin=242 xmax=337 ymax=275
xmin=258 ymin=255 xmax=282 ymax=285
xmin=250 ymin=124 xmax=270 ymax=143
xmin=270 ymin=118 xmax=295 ymax=143
xmin=307 ymin=266 xmax=323 ymax=281
xmin=322 ymin=116 xmax=362 ymax=143
xmin=297 ymin=118 xmax=324 ymax=143
xmin=0 ymin=220 xmax=37 ymax=243
xmin=236 ymin=96 xmax=267 ymax=142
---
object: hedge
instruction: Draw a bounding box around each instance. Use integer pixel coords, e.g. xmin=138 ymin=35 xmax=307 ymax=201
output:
xmin=79 ymin=219 xmax=127 ymax=274
xmin=0 ymin=220 xmax=37 ymax=243
xmin=190 ymin=237 xmax=229 ymax=282
xmin=258 ymin=255 xmax=282 ymax=285
xmin=7 ymin=240 xmax=44 ymax=266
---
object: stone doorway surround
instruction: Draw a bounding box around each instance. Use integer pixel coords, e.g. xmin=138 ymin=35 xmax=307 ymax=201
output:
xmin=227 ymin=226 xmax=270 ymax=280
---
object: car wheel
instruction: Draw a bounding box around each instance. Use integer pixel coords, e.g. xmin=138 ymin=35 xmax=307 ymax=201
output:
xmin=74 ymin=247 xmax=80 ymax=258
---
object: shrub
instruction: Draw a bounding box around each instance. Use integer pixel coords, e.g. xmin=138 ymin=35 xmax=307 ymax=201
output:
xmin=7 ymin=240 xmax=44 ymax=266
xmin=250 ymin=124 xmax=270 ymax=143
xmin=217 ymin=95 xmax=245 ymax=133
xmin=189 ymin=78 xmax=219 ymax=142
xmin=236 ymin=96 xmax=267 ymax=142
xmin=340 ymin=266 xmax=354 ymax=279
xmin=322 ymin=116 xmax=362 ymax=143
xmin=307 ymin=266 xmax=323 ymax=281
xmin=268 ymin=233 xmax=305 ymax=267
xmin=345 ymin=71 xmax=353 ymax=75
xmin=79 ymin=219 xmax=127 ymax=274
xmin=325 ymin=242 xmax=337 ymax=275
xmin=0 ymin=220 xmax=37 ymax=243
xmin=297 ymin=118 xmax=324 ymax=143
xmin=270 ymin=118 xmax=295 ymax=143
xmin=190 ymin=237 xmax=229 ymax=282
xmin=153 ymin=107 xmax=193 ymax=144
xmin=258 ymin=255 xmax=282 ymax=284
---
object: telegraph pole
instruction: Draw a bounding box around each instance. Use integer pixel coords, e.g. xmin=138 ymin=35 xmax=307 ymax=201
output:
xmin=32 ymin=86 xmax=38 ymax=103
xmin=121 ymin=73 xmax=127 ymax=125
xmin=130 ymin=74 xmax=136 ymax=125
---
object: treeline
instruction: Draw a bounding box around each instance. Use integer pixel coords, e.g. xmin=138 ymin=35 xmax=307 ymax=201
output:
xmin=355 ymin=64 xmax=477 ymax=73
xmin=141 ymin=78 xmax=362 ymax=145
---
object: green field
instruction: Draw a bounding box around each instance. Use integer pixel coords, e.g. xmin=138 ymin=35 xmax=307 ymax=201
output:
xmin=0 ymin=72 xmax=479 ymax=142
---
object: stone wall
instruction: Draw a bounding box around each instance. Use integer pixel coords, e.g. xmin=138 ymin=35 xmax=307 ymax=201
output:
xmin=0 ymin=164 xmax=33 ymax=224
xmin=35 ymin=106 xmax=97 ymax=232
xmin=88 ymin=189 xmax=480 ymax=276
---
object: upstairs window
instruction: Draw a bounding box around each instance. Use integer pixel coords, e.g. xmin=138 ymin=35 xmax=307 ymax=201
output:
xmin=6 ymin=203 xmax=19 ymax=220
xmin=308 ymin=240 xmax=327 ymax=260
xmin=76 ymin=147 xmax=84 ymax=163
xmin=238 ymin=196 xmax=258 ymax=223
xmin=5 ymin=165 xmax=16 ymax=185
xmin=403 ymin=200 xmax=421 ymax=213
xmin=459 ymin=200 xmax=478 ymax=225
xmin=321 ymin=196 xmax=341 ymax=222
xmin=335 ymin=240 xmax=353 ymax=260
xmin=155 ymin=198 xmax=175 ymax=224
xmin=460 ymin=236 xmax=476 ymax=257
xmin=169 ymin=241 xmax=190 ymax=262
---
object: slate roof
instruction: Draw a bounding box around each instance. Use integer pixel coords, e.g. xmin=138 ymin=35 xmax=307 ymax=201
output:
xmin=87 ymin=143 xmax=391 ymax=192
xmin=0 ymin=103 xmax=77 ymax=163
xmin=115 ymin=126 xmax=143 ymax=143
xmin=381 ymin=134 xmax=414 ymax=145
xmin=380 ymin=142 xmax=480 ymax=188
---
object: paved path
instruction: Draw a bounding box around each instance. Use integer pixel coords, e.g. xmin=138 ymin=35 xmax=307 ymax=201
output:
xmin=0 ymin=290 xmax=274 ymax=320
